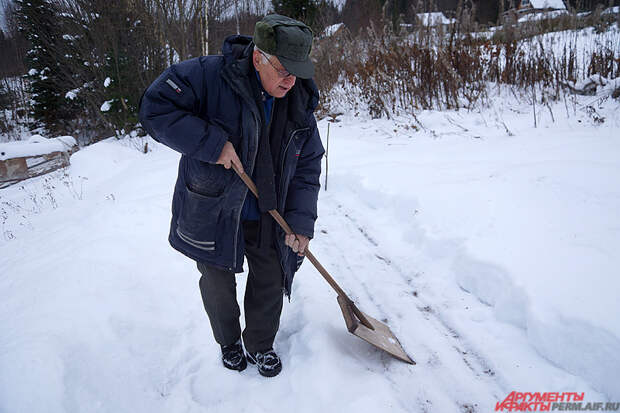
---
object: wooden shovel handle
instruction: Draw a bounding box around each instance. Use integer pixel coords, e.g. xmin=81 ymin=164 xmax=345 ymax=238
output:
xmin=231 ymin=163 xmax=374 ymax=330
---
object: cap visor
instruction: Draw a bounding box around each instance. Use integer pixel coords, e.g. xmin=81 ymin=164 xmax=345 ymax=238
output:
xmin=278 ymin=55 xmax=314 ymax=79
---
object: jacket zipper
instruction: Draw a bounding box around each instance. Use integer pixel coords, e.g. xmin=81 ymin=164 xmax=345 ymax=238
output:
xmin=279 ymin=127 xmax=310 ymax=209
xmin=279 ymin=127 xmax=310 ymax=291
xmin=231 ymin=114 xmax=260 ymax=269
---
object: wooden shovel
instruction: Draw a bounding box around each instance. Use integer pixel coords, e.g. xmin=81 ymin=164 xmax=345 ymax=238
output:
xmin=232 ymin=164 xmax=415 ymax=365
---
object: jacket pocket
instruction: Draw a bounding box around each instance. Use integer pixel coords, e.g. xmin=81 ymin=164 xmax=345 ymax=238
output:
xmin=176 ymin=185 xmax=225 ymax=252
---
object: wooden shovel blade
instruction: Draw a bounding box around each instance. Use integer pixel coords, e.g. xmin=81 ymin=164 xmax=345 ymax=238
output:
xmin=337 ymin=295 xmax=415 ymax=365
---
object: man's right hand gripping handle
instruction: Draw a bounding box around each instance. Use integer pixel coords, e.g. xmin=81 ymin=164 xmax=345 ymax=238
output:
xmin=216 ymin=141 xmax=244 ymax=174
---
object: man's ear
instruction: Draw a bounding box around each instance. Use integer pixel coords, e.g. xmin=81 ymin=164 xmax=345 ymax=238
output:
xmin=252 ymin=50 xmax=261 ymax=71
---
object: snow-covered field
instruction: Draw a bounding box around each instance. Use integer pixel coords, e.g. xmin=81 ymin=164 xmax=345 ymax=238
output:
xmin=1 ymin=91 xmax=618 ymax=412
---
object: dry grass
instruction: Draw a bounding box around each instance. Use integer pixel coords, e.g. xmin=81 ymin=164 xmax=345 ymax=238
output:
xmin=313 ymin=10 xmax=619 ymax=118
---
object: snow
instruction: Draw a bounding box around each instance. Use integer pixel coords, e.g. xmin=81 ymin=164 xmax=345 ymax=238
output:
xmin=104 ymin=77 xmax=112 ymax=88
xmin=1 ymin=88 xmax=619 ymax=411
xmin=65 ymin=90 xmax=77 ymax=100
xmin=602 ymin=6 xmax=620 ymax=15
xmin=324 ymin=91 xmax=619 ymax=396
xmin=27 ymin=68 xmax=38 ymax=76
xmin=100 ymin=100 xmax=113 ymax=112
xmin=2 ymin=22 xmax=620 ymax=412
xmin=518 ymin=9 xmax=568 ymax=22
xmin=416 ymin=12 xmax=456 ymax=26
xmin=528 ymin=27 xmax=620 ymax=72
xmin=569 ymin=74 xmax=620 ymax=97
xmin=0 ymin=135 xmax=76 ymax=160
xmin=322 ymin=23 xmax=344 ymax=38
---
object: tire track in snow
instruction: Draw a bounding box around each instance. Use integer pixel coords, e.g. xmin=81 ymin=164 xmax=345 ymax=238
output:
xmin=341 ymin=207 xmax=501 ymax=381
xmin=314 ymin=195 xmax=508 ymax=411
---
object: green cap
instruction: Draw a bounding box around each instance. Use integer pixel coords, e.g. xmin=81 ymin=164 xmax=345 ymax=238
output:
xmin=254 ymin=14 xmax=314 ymax=79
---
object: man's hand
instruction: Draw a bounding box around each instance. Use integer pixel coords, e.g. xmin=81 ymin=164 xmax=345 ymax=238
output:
xmin=216 ymin=141 xmax=244 ymax=173
xmin=285 ymin=234 xmax=309 ymax=256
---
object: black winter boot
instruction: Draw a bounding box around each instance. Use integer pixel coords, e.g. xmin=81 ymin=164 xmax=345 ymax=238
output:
xmin=246 ymin=348 xmax=282 ymax=377
xmin=221 ymin=339 xmax=247 ymax=372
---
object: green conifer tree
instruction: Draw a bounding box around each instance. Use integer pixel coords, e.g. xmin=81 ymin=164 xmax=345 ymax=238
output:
xmin=98 ymin=1 xmax=144 ymax=134
xmin=15 ymin=0 xmax=62 ymax=134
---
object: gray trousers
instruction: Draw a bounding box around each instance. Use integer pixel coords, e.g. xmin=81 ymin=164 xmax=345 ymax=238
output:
xmin=197 ymin=220 xmax=284 ymax=353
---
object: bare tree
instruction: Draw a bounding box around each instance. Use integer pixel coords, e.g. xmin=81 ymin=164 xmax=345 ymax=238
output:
xmin=2 ymin=0 xmax=266 ymax=142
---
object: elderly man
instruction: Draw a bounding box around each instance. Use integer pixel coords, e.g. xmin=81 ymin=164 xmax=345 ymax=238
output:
xmin=139 ymin=15 xmax=324 ymax=377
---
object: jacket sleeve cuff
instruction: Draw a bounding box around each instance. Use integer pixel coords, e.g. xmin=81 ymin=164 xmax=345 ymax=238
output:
xmin=286 ymin=215 xmax=315 ymax=240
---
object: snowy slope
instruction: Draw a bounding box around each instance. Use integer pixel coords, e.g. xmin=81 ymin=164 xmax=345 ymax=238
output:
xmin=1 ymin=94 xmax=619 ymax=412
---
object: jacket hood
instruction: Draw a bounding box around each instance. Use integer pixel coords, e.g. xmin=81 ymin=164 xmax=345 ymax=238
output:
xmin=222 ymin=35 xmax=253 ymax=64
xmin=299 ymin=78 xmax=319 ymax=113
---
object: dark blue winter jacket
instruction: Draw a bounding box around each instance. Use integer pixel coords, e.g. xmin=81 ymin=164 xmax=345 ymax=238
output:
xmin=138 ymin=35 xmax=324 ymax=295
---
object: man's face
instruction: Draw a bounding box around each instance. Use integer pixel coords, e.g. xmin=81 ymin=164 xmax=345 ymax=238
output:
xmin=253 ymin=50 xmax=297 ymax=98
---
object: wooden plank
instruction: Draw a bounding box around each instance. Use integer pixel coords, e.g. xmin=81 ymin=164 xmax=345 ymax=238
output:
xmin=0 ymin=158 xmax=28 ymax=180
xmin=337 ymin=295 xmax=358 ymax=333
xmin=0 ymin=151 xmax=71 ymax=187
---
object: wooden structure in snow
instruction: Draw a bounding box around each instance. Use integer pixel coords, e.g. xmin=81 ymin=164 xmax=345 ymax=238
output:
xmin=0 ymin=135 xmax=77 ymax=189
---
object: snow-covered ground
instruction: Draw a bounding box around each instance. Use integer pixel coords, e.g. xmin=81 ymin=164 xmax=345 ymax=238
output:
xmin=518 ymin=10 xmax=568 ymax=23
xmin=1 ymin=91 xmax=618 ymax=411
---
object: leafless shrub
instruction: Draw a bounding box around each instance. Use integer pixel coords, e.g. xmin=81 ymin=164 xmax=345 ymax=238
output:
xmin=313 ymin=6 xmax=619 ymax=119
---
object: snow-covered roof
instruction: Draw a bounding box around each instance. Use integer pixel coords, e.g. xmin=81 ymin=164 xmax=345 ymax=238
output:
xmin=0 ymin=135 xmax=77 ymax=161
xmin=527 ymin=0 xmax=566 ymax=10
xmin=416 ymin=12 xmax=456 ymax=26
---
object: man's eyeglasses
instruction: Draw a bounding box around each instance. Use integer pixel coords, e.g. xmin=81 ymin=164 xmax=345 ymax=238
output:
xmin=260 ymin=51 xmax=292 ymax=79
